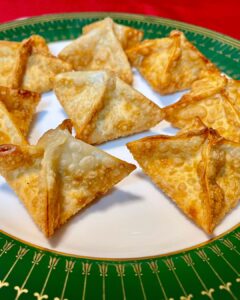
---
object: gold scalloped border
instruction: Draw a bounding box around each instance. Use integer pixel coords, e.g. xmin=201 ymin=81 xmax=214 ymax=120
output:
xmin=0 ymin=12 xmax=239 ymax=261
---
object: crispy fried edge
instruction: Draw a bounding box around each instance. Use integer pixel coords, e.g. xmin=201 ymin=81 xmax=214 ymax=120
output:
xmin=163 ymin=75 xmax=236 ymax=129
xmin=77 ymin=76 xmax=164 ymax=144
xmin=127 ymin=128 xmax=226 ymax=233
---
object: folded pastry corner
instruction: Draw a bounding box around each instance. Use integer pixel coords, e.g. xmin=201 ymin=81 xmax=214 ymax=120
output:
xmin=54 ymin=70 xmax=163 ymax=144
xmin=0 ymin=35 xmax=72 ymax=93
xmin=58 ymin=18 xmax=137 ymax=84
xmin=164 ymin=72 xmax=240 ymax=143
xmin=126 ymin=30 xmax=218 ymax=94
xmin=82 ymin=17 xmax=143 ymax=50
xmin=0 ymin=144 xmax=46 ymax=232
xmin=0 ymin=86 xmax=40 ymax=137
xmin=0 ymin=86 xmax=40 ymax=145
xmin=127 ymin=127 xmax=240 ymax=234
xmin=0 ymin=101 xmax=27 ymax=145
xmin=0 ymin=121 xmax=136 ymax=237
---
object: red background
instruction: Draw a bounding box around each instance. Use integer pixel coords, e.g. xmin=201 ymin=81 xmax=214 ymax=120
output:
xmin=0 ymin=0 xmax=239 ymax=40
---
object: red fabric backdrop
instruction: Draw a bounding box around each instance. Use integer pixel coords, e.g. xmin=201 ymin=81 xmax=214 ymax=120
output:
xmin=0 ymin=0 xmax=239 ymax=39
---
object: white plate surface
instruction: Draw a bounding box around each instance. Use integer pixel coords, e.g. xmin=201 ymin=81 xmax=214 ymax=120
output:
xmin=0 ymin=41 xmax=239 ymax=258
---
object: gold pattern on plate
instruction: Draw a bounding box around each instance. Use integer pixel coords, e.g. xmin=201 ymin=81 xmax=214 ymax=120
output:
xmin=14 ymin=252 xmax=44 ymax=300
xmin=0 ymin=240 xmax=14 ymax=258
xmin=1 ymin=12 xmax=240 ymax=48
xmin=221 ymin=239 xmax=240 ymax=254
xmin=81 ymin=263 xmax=92 ymax=300
xmin=197 ymin=250 xmax=238 ymax=300
xmin=0 ymin=13 xmax=238 ymax=300
xmin=0 ymin=16 xmax=239 ymax=265
xmin=211 ymin=245 xmax=239 ymax=273
xmin=116 ymin=264 xmax=126 ymax=300
xmin=54 ymin=260 xmax=75 ymax=300
xmin=182 ymin=254 xmax=214 ymax=300
xmin=33 ymin=257 xmax=59 ymax=300
xmin=0 ymin=246 xmax=28 ymax=289
xmin=132 ymin=263 xmax=147 ymax=300
xmin=210 ymin=245 xmax=240 ymax=286
xmin=164 ymin=258 xmax=193 ymax=300
xmin=99 ymin=264 xmax=108 ymax=300
xmin=148 ymin=261 xmax=173 ymax=300
xmin=235 ymin=232 xmax=240 ymax=241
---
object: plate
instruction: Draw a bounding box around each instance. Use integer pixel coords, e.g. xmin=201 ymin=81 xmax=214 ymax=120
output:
xmin=0 ymin=12 xmax=239 ymax=300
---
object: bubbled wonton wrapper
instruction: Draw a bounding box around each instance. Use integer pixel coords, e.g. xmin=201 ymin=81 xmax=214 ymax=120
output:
xmin=0 ymin=86 xmax=40 ymax=136
xmin=126 ymin=30 xmax=218 ymax=94
xmin=54 ymin=70 xmax=163 ymax=144
xmin=0 ymin=121 xmax=135 ymax=237
xmin=0 ymin=101 xmax=26 ymax=145
xmin=82 ymin=17 xmax=143 ymax=50
xmin=164 ymin=72 xmax=240 ymax=143
xmin=0 ymin=35 xmax=72 ymax=93
xmin=0 ymin=86 xmax=40 ymax=144
xmin=127 ymin=125 xmax=240 ymax=233
xmin=58 ymin=18 xmax=141 ymax=84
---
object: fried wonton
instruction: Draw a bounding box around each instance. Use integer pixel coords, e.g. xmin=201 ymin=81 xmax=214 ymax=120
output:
xmin=58 ymin=19 xmax=134 ymax=84
xmin=127 ymin=126 xmax=240 ymax=233
xmin=82 ymin=17 xmax=143 ymax=50
xmin=164 ymin=73 xmax=240 ymax=143
xmin=0 ymin=86 xmax=40 ymax=136
xmin=0 ymin=121 xmax=135 ymax=236
xmin=0 ymin=35 xmax=72 ymax=93
xmin=54 ymin=71 xmax=163 ymax=144
xmin=126 ymin=30 xmax=218 ymax=94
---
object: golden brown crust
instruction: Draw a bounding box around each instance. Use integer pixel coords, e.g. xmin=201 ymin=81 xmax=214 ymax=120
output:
xmin=0 ymin=41 xmax=20 ymax=87
xmin=0 ymin=144 xmax=29 ymax=171
xmin=163 ymin=73 xmax=240 ymax=143
xmin=57 ymin=119 xmax=73 ymax=133
xmin=54 ymin=71 xmax=111 ymax=138
xmin=0 ymin=101 xmax=27 ymax=145
xmin=200 ymin=136 xmax=226 ymax=233
xmin=82 ymin=17 xmax=143 ymax=50
xmin=127 ymin=127 xmax=237 ymax=234
xmin=54 ymin=70 xmax=163 ymax=144
xmin=0 ymin=35 xmax=72 ymax=93
xmin=59 ymin=19 xmax=133 ymax=84
xmin=0 ymin=122 xmax=135 ymax=237
xmin=0 ymin=86 xmax=40 ymax=136
xmin=27 ymin=35 xmax=51 ymax=54
xmin=126 ymin=30 xmax=219 ymax=94
xmin=10 ymin=38 xmax=33 ymax=89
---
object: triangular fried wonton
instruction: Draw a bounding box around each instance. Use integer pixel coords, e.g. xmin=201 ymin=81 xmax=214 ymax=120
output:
xmin=126 ymin=30 xmax=218 ymax=94
xmin=164 ymin=73 xmax=240 ymax=143
xmin=0 ymin=121 xmax=135 ymax=236
xmin=0 ymin=86 xmax=40 ymax=136
xmin=0 ymin=35 xmax=72 ymax=93
xmin=58 ymin=19 xmax=134 ymax=84
xmin=127 ymin=126 xmax=240 ymax=233
xmin=54 ymin=71 xmax=163 ymax=144
xmin=82 ymin=17 xmax=143 ymax=50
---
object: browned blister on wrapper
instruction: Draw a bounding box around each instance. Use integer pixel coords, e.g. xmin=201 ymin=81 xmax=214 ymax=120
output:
xmin=0 ymin=122 xmax=135 ymax=237
xmin=127 ymin=30 xmax=218 ymax=94
xmin=54 ymin=70 xmax=163 ymax=144
xmin=127 ymin=125 xmax=240 ymax=234
xmin=58 ymin=18 xmax=143 ymax=84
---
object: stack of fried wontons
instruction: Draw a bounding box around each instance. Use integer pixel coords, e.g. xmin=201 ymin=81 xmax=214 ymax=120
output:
xmin=0 ymin=17 xmax=238 ymax=236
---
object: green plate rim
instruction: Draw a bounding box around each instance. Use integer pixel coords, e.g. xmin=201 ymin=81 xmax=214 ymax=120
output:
xmin=0 ymin=12 xmax=239 ymax=47
xmin=0 ymin=12 xmax=239 ymax=300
